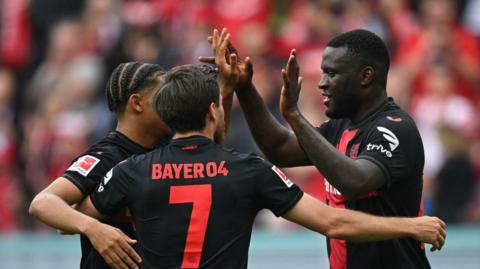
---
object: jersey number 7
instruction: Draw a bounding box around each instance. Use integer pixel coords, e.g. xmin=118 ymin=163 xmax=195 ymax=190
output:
xmin=169 ymin=184 xmax=212 ymax=268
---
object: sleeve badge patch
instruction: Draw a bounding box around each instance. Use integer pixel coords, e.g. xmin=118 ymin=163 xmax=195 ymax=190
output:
xmin=272 ymin=166 xmax=293 ymax=188
xmin=67 ymin=155 xmax=100 ymax=177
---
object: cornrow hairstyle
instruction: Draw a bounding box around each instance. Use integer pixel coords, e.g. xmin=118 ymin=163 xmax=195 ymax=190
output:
xmin=105 ymin=62 xmax=165 ymax=113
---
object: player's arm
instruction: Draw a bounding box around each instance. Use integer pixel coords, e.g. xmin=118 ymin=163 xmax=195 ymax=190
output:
xmin=280 ymin=49 xmax=385 ymax=199
xmin=75 ymin=196 xmax=142 ymax=269
xmin=29 ymin=174 xmax=141 ymax=269
xmin=209 ymin=28 xmax=235 ymax=135
xmin=237 ymin=82 xmax=310 ymax=167
xmin=29 ymin=177 xmax=96 ymax=233
xmin=77 ymin=165 xmax=142 ymax=269
xmin=29 ymin=153 xmax=116 ymax=232
xmin=282 ymin=193 xmax=446 ymax=251
xmin=199 ymin=29 xmax=309 ymax=167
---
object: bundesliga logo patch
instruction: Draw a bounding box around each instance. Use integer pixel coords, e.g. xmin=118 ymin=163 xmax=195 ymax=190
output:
xmin=67 ymin=155 xmax=100 ymax=177
xmin=272 ymin=166 xmax=293 ymax=188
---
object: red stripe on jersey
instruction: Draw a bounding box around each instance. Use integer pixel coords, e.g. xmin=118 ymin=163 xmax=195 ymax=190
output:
xmin=327 ymin=128 xmax=358 ymax=269
xmin=337 ymin=129 xmax=358 ymax=155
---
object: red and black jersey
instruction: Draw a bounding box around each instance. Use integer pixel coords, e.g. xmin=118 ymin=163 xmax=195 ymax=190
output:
xmin=91 ymin=136 xmax=303 ymax=269
xmin=63 ymin=131 xmax=164 ymax=269
xmin=318 ymin=98 xmax=429 ymax=269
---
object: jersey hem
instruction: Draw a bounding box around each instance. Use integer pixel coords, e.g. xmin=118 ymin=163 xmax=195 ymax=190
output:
xmin=63 ymin=174 xmax=90 ymax=197
xmin=275 ymin=191 xmax=304 ymax=217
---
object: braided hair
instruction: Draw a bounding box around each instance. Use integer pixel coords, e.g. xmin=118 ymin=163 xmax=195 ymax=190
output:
xmin=105 ymin=62 xmax=165 ymax=113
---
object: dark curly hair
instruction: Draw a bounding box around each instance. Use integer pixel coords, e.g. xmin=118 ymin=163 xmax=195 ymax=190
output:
xmin=327 ymin=29 xmax=390 ymax=87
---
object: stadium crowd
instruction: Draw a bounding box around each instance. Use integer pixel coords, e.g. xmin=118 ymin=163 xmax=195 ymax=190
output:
xmin=0 ymin=0 xmax=479 ymax=231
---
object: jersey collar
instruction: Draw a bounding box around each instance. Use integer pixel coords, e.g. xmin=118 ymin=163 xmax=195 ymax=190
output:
xmin=170 ymin=135 xmax=214 ymax=148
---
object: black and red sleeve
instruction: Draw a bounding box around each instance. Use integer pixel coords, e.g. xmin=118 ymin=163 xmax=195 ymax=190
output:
xmin=254 ymin=159 xmax=304 ymax=217
xmin=90 ymin=161 xmax=134 ymax=215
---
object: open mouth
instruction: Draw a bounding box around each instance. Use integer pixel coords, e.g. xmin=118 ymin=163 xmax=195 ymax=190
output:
xmin=322 ymin=93 xmax=332 ymax=106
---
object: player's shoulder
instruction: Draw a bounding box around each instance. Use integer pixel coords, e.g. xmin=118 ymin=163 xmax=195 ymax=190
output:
xmin=116 ymin=146 xmax=164 ymax=172
xmin=367 ymin=104 xmax=421 ymax=145
xmin=129 ymin=148 xmax=157 ymax=165
xmin=66 ymin=135 xmax=124 ymax=176
xmin=84 ymin=132 xmax=126 ymax=158
xmin=375 ymin=106 xmax=418 ymax=133
xmin=217 ymin=145 xmax=271 ymax=167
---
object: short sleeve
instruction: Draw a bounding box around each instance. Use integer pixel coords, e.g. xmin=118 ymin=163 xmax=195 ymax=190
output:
xmin=356 ymin=117 xmax=421 ymax=188
xmin=63 ymin=153 xmax=116 ymax=196
xmin=254 ymin=160 xmax=304 ymax=217
xmin=90 ymin=161 xmax=133 ymax=215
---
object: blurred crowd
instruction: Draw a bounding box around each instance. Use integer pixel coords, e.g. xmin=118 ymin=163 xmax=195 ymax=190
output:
xmin=0 ymin=0 xmax=479 ymax=231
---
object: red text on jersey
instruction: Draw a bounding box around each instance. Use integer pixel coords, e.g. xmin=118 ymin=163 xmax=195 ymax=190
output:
xmin=152 ymin=161 xmax=229 ymax=180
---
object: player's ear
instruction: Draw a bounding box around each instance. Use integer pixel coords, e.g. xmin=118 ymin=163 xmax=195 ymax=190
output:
xmin=207 ymin=102 xmax=217 ymax=121
xmin=360 ymin=66 xmax=374 ymax=86
xmin=127 ymin=93 xmax=143 ymax=113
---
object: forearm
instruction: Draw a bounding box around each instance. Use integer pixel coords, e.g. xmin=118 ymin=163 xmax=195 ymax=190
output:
xmin=29 ymin=193 xmax=101 ymax=235
xmin=325 ymin=209 xmax=415 ymax=242
xmin=285 ymin=194 xmax=413 ymax=241
xmin=284 ymin=111 xmax=369 ymax=197
xmin=236 ymin=83 xmax=299 ymax=166
xmin=221 ymin=85 xmax=234 ymax=134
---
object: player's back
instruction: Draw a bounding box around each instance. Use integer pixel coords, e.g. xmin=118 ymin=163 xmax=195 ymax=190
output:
xmin=94 ymin=135 xmax=302 ymax=269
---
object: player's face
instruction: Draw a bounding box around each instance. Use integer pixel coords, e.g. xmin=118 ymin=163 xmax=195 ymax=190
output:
xmin=318 ymin=46 xmax=362 ymax=119
xmin=144 ymin=87 xmax=172 ymax=139
xmin=213 ymin=97 xmax=225 ymax=144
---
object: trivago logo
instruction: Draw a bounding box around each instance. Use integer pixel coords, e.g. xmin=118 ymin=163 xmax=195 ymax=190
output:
xmin=366 ymin=126 xmax=400 ymax=158
xmin=367 ymin=143 xmax=393 ymax=157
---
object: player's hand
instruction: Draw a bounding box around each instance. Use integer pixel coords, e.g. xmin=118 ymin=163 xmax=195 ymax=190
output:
xmin=198 ymin=28 xmax=253 ymax=91
xmin=84 ymin=220 xmax=141 ymax=269
xmin=212 ymin=28 xmax=238 ymax=95
xmin=411 ymin=216 xmax=446 ymax=252
xmin=280 ymin=49 xmax=302 ymax=118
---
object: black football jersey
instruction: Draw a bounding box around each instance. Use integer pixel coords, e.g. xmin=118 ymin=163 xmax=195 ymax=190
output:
xmin=91 ymin=136 xmax=303 ymax=269
xmin=63 ymin=131 xmax=162 ymax=269
xmin=318 ymin=98 xmax=429 ymax=269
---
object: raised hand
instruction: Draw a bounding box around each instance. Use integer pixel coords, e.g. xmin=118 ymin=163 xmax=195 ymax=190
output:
xmin=280 ymin=49 xmax=303 ymax=118
xmin=212 ymin=28 xmax=239 ymax=91
xmin=84 ymin=220 xmax=142 ymax=269
xmin=411 ymin=216 xmax=446 ymax=252
xmin=199 ymin=28 xmax=253 ymax=91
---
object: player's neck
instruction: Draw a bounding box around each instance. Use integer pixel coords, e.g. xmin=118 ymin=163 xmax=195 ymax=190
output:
xmin=173 ymin=124 xmax=215 ymax=141
xmin=350 ymin=91 xmax=387 ymax=124
xmin=116 ymin=119 xmax=157 ymax=149
xmin=173 ymin=130 xmax=214 ymax=141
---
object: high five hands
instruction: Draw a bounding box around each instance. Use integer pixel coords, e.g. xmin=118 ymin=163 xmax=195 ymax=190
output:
xmin=199 ymin=30 xmax=303 ymax=119
xmin=280 ymin=49 xmax=303 ymax=118
xmin=199 ymin=28 xmax=253 ymax=91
